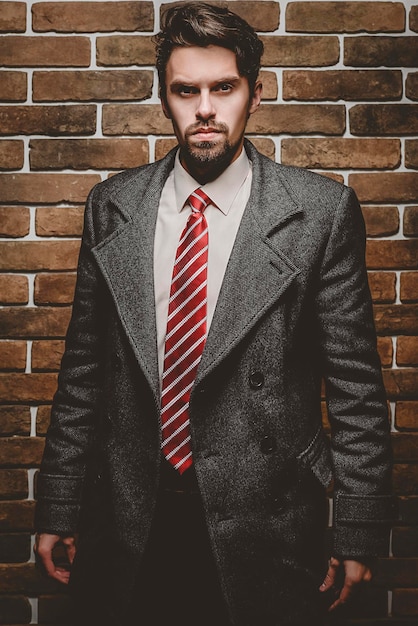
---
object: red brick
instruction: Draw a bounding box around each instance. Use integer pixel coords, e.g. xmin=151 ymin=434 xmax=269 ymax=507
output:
xmin=0 ymin=2 xmax=26 ymax=33
xmin=397 ymin=337 xmax=418 ymax=367
xmin=350 ymin=104 xmax=418 ymax=136
xmin=393 ymin=464 xmax=418 ymax=495
xmin=30 ymin=138 xmax=149 ymax=170
xmin=374 ymin=304 xmax=418 ymax=334
xmin=392 ymin=433 xmax=418 ymax=461
xmin=0 ymin=70 xmax=26 ymax=101
xmin=0 ymin=140 xmax=23 ymax=170
xmin=286 ymin=2 xmax=405 ymax=33
xmin=33 ymin=69 xmax=153 ymax=102
xmin=0 ymin=562 xmax=59 ymax=594
xmin=0 ymin=275 xmax=28 ymax=306
xmin=103 ymin=103 xmax=176 ymax=135
xmin=0 ymin=595 xmax=31 ymax=622
xmin=377 ymin=336 xmax=393 ymax=367
xmin=283 ymin=70 xmax=402 ymax=101
xmin=406 ymin=72 xmax=418 ymax=101
xmin=362 ymin=206 xmax=400 ymax=237
xmin=281 ymin=138 xmax=399 ymax=169
xmin=368 ymin=271 xmax=396 ymax=303
xmin=345 ymin=36 xmax=418 ymax=67
xmin=370 ymin=557 xmax=418 ymax=587
xmin=0 ymin=405 xmax=30 ymax=436
xmin=349 ymin=173 xmax=418 ymax=203
xmin=396 ymin=401 xmax=418 ymax=430
xmin=0 ymin=373 xmax=58 ymax=402
xmin=392 ymin=526 xmax=418 ymax=556
xmin=0 ymin=241 xmax=80 ymax=271
xmin=34 ymin=273 xmax=76 ymax=306
xmin=367 ymin=241 xmax=418 ymax=270
xmin=0 ymin=173 xmax=100 ymax=203
xmin=155 ymin=138 xmax=178 ymax=161
xmin=401 ymin=272 xmax=418 ymax=303
xmin=260 ymin=72 xmax=278 ymax=101
xmin=248 ymin=138 xmax=276 ymax=160
xmin=96 ymin=34 xmax=155 ymax=66
xmin=0 ymin=470 xmax=27 ymax=499
xmin=32 ymin=340 xmax=64 ymax=372
xmin=0 ymin=105 xmax=96 ymax=136
xmin=36 ymin=405 xmax=51 ymax=435
xmin=392 ymin=589 xmax=418 ymax=616
xmin=38 ymin=594 xmax=73 ymax=623
xmin=161 ymin=2 xmax=280 ymax=33
xmin=404 ymin=206 xmax=418 ymax=237
xmin=260 ymin=35 xmax=339 ymax=67
xmin=0 ymin=35 xmax=90 ymax=67
xmin=0 ymin=307 xmax=71 ymax=339
xmin=0 ymin=207 xmax=30 ymax=237
xmin=0 ymin=437 xmax=45 ymax=467
xmin=32 ymin=1 xmax=153 ymax=32
xmin=0 ymin=341 xmax=26 ymax=372
xmin=0 ymin=504 xmax=35 ymax=533
xmin=411 ymin=6 xmax=418 ymax=32
xmin=35 ymin=207 xmax=84 ymax=238
xmin=406 ymin=141 xmax=418 ymax=170
xmin=246 ymin=105 xmax=345 ymax=135
xmin=386 ymin=368 xmax=418 ymax=406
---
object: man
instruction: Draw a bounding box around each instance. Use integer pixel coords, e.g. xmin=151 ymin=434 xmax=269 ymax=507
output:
xmin=35 ymin=3 xmax=394 ymax=625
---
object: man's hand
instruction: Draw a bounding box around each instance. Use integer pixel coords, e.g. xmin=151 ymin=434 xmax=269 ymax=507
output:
xmin=319 ymin=556 xmax=373 ymax=611
xmin=34 ymin=533 xmax=76 ymax=585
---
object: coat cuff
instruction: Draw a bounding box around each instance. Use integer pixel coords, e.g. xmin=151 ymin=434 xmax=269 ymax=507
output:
xmin=34 ymin=473 xmax=84 ymax=535
xmin=332 ymin=494 xmax=396 ymax=557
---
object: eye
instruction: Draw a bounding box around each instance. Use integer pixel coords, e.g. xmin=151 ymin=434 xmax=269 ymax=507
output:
xmin=215 ymin=83 xmax=233 ymax=93
xmin=176 ymin=85 xmax=198 ymax=97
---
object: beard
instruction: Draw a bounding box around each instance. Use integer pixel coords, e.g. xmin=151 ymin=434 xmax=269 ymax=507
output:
xmin=180 ymin=122 xmax=242 ymax=181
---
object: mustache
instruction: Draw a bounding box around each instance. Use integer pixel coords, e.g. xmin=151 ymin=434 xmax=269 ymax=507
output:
xmin=185 ymin=122 xmax=229 ymax=137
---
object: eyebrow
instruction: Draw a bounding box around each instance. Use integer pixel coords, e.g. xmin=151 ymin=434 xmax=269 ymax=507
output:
xmin=169 ymin=76 xmax=241 ymax=90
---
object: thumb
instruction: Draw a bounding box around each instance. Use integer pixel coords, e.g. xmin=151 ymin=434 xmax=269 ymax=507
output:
xmin=320 ymin=557 xmax=341 ymax=592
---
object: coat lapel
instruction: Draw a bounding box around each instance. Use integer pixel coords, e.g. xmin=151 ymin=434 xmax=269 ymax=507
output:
xmin=91 ymin=151 xmax=176 ymax=403
xmin=195 ymin=141 xmax=303 ymax=384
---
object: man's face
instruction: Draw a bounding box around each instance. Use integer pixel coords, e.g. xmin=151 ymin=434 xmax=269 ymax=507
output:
xmin=162 ymin=45 xmax=262 ymax=183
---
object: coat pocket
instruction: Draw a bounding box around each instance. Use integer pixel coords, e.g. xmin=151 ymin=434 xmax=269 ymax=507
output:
xmin=296 ymin=427 xmax=333 ymax=488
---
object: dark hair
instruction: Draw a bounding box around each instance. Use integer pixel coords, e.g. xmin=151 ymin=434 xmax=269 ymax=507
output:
xmin=154 ymin=2 xmax=264 ymax=101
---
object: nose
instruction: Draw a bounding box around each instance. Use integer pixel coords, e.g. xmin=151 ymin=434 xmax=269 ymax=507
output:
xmin=196 ymin=89 xmax=216 ymax=121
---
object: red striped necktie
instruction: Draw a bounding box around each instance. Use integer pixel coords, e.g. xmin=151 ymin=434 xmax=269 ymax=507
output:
xmin=160 ymin=188 xmax=211 ymax=474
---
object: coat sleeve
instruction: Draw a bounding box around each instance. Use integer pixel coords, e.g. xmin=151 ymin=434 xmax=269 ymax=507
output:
xmin=314 ymin=185 xmax=396 ymax=558
xmin=35 ymin=184 xmax=105 ymax=535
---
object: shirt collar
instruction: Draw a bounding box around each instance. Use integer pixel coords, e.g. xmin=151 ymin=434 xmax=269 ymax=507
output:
xmin=174 ymin=147 xmax=251 ymax=215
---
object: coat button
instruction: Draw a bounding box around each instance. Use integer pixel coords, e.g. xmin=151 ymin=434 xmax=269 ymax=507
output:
xmin=260 ymin=435 xmax=277 ymax=454
xmin=249 ymin=371 xmax=264 ymax=389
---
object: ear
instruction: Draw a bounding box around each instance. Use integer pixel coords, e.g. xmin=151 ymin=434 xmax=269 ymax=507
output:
xmin=248 ymin=80 xmax=262 ymax=115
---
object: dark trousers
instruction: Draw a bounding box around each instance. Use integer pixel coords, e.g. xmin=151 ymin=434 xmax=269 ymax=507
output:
xmin=130 ymin=462 xmax=232 ymax=626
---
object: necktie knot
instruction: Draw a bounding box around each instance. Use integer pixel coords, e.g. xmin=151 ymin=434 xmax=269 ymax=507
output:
xmin=188 ymin=188 xmax=211 ymax=214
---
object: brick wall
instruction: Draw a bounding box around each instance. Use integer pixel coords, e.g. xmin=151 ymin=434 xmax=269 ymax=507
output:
xmin=0 ymin=1 xmax=417 ymax=624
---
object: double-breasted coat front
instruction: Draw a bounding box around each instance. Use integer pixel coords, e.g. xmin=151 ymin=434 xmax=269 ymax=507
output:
xmin=35 ymin=141 xmax=394 ymax=625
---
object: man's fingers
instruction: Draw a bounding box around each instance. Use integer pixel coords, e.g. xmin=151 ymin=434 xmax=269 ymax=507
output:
xmin=319 ymin=557 xmax=340 ymax=591
xmin=62 ymin=535 xmax=77 ymax=565
xmin=327 ymin=560 xmax=373 ymax=612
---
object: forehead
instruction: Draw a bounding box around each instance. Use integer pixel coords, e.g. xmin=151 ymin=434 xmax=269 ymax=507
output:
xmin=165 ymin=45 xmax=241 ymax=85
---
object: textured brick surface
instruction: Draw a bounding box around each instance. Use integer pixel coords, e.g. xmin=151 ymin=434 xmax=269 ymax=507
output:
xmin=0 ymin=36 xmax=91 ymax=67
xmin=283 ymin=70 xmax=402 ymax=101
xmin=33 ymin=70 xmax=153 ymax=102
xmin=0 ymin=105 xmax=97 ymax=136
xmin=286 ymin=2 xmax=405 ymax=33
xmin=32 ymin=1 xmax=154 ymax=33
xmin=0 ymin=71 xmax=27 ymax=101
xmin=0 ymin=1 xmax=417 ymax=623
xmin=0 ymin=2 xmax=26 ymax=33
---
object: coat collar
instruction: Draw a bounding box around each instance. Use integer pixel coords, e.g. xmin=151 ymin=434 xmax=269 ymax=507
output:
xmin=92 ymin=141 xmax=302 ymax=402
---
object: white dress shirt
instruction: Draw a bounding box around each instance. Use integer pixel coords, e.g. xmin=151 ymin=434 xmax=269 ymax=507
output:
xmin=154 ymin=147 xmax=252 ymax=382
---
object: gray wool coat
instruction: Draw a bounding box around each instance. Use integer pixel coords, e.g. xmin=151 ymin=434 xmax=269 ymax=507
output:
xmin=35 ymin=140 xmax=394 ymax=625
